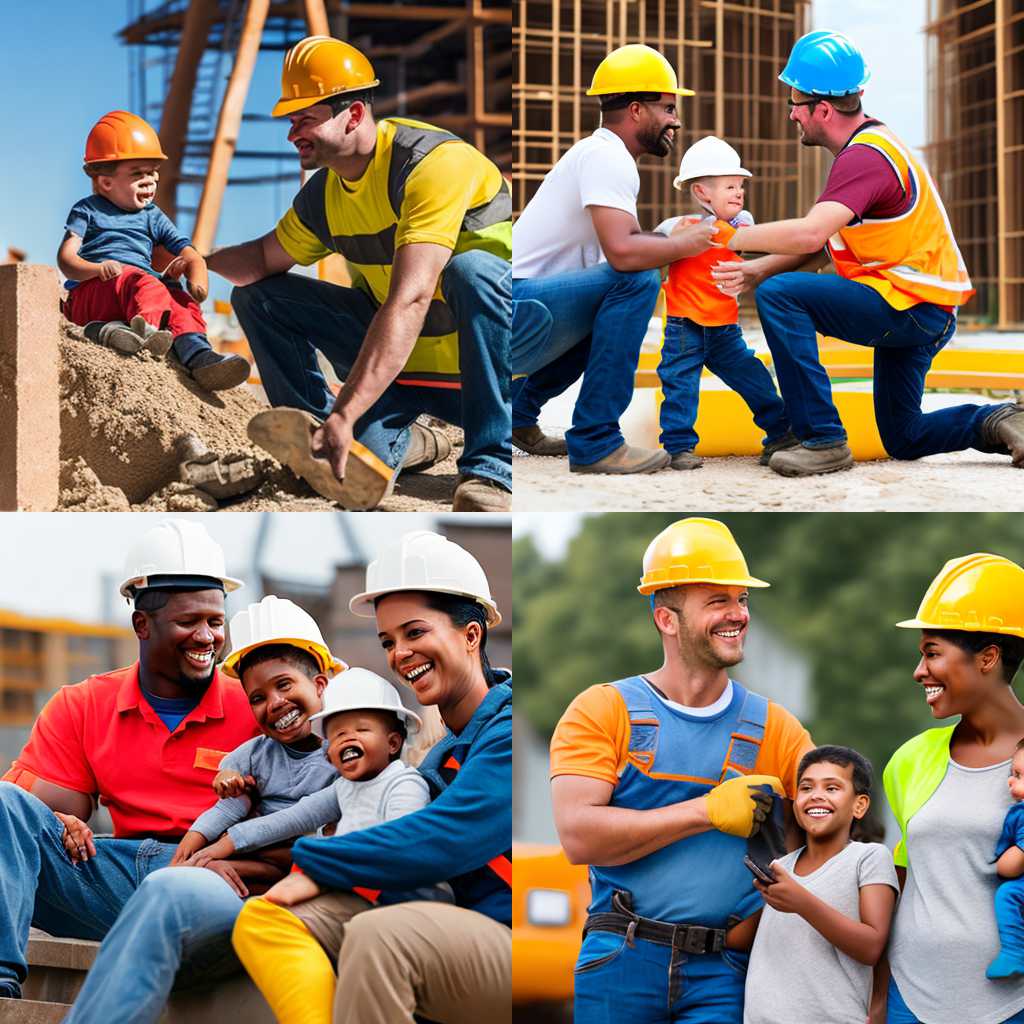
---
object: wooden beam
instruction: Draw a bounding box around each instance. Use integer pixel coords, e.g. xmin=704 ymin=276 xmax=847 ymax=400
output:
xmin=192 ymin=0 xmax=271 ymax=254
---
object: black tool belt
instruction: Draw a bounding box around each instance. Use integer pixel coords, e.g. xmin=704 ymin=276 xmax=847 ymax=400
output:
xmin=583 ymin=890 xmax=726 ymax=955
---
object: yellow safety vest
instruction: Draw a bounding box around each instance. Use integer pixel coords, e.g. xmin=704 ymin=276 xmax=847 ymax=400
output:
xmin=826 ymin=125 xmax=975 ymax=311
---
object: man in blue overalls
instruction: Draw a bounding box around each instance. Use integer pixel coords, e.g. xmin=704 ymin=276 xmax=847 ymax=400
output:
xmin=550 ymin=517 xmax=814 ymax=1023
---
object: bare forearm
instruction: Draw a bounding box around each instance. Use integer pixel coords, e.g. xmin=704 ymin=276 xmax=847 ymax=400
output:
xmin=557 ymin=795 xmax=712 ymax=866
xmin=997 ymin=846 xmax=1024 ymax=878
xmin=330 ymin=297 xmax=426 ymax=423
xmin=206 ymin=239 xmax=268 ymax=287
xmin=58 ymin=252 xmax=103 ymax=282
xmin=797 ymin=894 xmax=887 ymax=965
xmin=731 ymin=219 xmax=827 ymax=257
xmin=607 ymin=232 xmax=708 ymax=273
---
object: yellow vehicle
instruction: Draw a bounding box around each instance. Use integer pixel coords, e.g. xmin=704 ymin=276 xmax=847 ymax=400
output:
xmin=512 ymin=842 xmax=591 ymax=1010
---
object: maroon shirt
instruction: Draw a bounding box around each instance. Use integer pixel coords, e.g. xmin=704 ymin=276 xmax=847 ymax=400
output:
xmin=817 ymin=120 xmax=909 ymax=223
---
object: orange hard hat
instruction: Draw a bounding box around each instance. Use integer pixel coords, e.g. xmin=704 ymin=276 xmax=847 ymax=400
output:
xmin=272 ymin=36 xmax=380 ymax=118
xmin=85 ymin=111 xmax=167 ymax=165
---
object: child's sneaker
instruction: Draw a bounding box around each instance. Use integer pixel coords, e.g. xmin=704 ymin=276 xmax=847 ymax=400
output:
xmin=669 ymin=450 xmax=703 ymax=470
xmin=129 ymin=315 xmax=173 ymax=357
xmin=83 ymin=320 xmax=145 ymax=354
xmin=185 ymin=349 xmax=251 ymax=391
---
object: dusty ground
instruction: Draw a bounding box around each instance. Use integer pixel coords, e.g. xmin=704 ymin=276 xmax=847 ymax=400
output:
xmin=513 ymin=448 xmax=1022 ymax=511
xmin=57 ymin=327 xmax=461 ymax=512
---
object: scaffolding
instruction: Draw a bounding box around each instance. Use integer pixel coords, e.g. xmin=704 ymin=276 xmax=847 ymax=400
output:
xmin=925 ymin=0 xmax=1024 ymax=328
xmin=122 ymin=0 xmax=512 ymax=252
xmin=513 ymin=0 xmax=812 ymax=230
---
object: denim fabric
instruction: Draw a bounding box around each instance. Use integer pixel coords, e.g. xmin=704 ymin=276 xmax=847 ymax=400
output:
xmin=511 ymin=262 xmax=661 ymax=464
xmin=755 ymin=273 xmax=1008 ymax=455
xmin=63 ymin=866 xmax=244 ymax=1024
xmin=171 ymin=331 xmax=213 ymax=366
xmin=232 ymin=248 xmax=511 ymax=489
xmin=887 ymin=976 xmax=1024 ymax=1024
xmin=0 ymin=783 xmax=174 ymax=987
xmin=658 ymin=317 xmax=789 ymax=454
xmin=510 ymin=339 xmax=591 ymax=429
xmin=574 ymin=930 xmax=746 ymax=1024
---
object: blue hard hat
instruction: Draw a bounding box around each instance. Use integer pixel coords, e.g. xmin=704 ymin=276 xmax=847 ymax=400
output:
xmin=779 ymin=30 xmax=870 ymax=97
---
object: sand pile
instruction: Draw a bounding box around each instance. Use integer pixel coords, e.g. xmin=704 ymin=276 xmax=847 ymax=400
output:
xmin=56 ymin=326 xmax=463 ymax=512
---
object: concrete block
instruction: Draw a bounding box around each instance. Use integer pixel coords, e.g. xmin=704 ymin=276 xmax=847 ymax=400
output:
xmin=0 ymin=264 xmax=61 ymax=510
xmin=0 ymin=998 xmax=70 ymax=1024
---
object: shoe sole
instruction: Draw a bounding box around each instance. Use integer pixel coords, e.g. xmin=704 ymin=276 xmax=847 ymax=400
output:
xmin=142 ymin=331 xmax=173 ymax=358
xmin=570 ymin=452 xmax=670 ymax=475
xmin=103 ymin=326 xmax=144 ymax=354
xmin=247 ymin=408 xmax=397 ymax=510
xmin=193 ymin=359 xmax=251 ymax=391
xmin=769 ymin=456 xmax=854 ymax=478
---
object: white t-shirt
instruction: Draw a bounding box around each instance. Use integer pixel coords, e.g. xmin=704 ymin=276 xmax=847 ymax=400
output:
xmin=512 ymin=127 xmax=639 ymax=279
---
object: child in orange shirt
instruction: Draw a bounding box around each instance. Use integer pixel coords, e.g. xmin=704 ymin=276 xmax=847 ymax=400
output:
xmin=656 ymin=137 xmax=795 ymax=469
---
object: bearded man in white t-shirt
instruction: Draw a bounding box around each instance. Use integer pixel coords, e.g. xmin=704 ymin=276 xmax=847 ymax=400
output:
xmin=512 ymin=44 xmax=716 ymax=475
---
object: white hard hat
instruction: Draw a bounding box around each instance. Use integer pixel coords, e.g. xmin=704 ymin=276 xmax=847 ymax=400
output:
xmin=673 ymin=136 xmax=751 ymax=190
xmin=309 ymin=667 xmax=422 ymax=738
xmin=349 ymin=531 xmax=501 ymax=626
xmin=119 ymin=519 xmax=243 ymax=599
xmin=220 ymin=594 xmax=347 ymax=679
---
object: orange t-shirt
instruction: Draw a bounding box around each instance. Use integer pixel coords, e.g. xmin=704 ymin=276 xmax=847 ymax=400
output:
xmin=550 ymin=681 xmax=813 ymax=796
xmin=663 ymin=214 xmax=747 ymax=326
xmin=2 ymin=663 xmax=259 ymax=838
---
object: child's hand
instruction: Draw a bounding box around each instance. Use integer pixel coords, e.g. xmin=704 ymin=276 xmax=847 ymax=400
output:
xmin=754 ymin=861 xmax=809 ymax=915
xmin=187 ymin=277 xmax=208 ymax=303
xmin=162 ymin=255 xmax=188 ymax=279
xmin=185 ymin=834 xmax=235 ymax=867
xmin=213 ymin=770 xmax=256 ymax=799
xmin=201 ymin=860 xmax=249 ymax=899
xmin=54 ymin=812 xmax=96 ymax=863
xmin=171 ymin=830 xmax=208 ymax=866
xmin=264 ymin=871 xmax=321 ymax=907
xmin=97 ymin=260 xmax=124 ymax=281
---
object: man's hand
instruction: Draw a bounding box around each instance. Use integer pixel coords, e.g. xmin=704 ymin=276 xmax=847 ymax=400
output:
xmin=55 ymin=812 xmax=96 ymax=863
xmin=97 ymin=260 xmax=124 ymax=281
xmin=213 ymin=770 xmax=256 ymax=800
xmin=311 ymin=412 xmax=355 ymax=483
xmin=201 ymin=860 xmax=249 ymax=899
xmin=264 ymin=871 xmax=321 ymax=907
xmin=171 ymin=830 xmax=208 ymax=867
xmin=669 ymin=218 xmax=717 ymax=258
xmin=705 ymin=775 xmax=784 ymax=838
xmin=710 ymin=257 xmax=765 ymax=298
xmin=754 ymin=860 xmax=809 ymax=915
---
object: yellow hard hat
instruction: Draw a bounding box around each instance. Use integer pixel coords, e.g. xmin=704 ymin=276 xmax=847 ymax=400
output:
xmin=895 ymin=553 xmax=1024 ymax=637
xmin=637 ymin=518 xmax=769 ymax=596
xmin=587 ymin=44 xmax=695 ymax=98
xmin=272 ymin=35 xmax=381 ymax=118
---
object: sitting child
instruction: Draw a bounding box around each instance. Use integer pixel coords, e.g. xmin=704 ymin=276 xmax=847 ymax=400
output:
xmin=986 ymin=737 xmax=1024 ymax=979
xmin=655 ymin=136 xmax=794 ymax=470
xmin=732 ymin=745 xmax=899 ymax=1024
xmin=58 ymin=109 xmax=250 ymax=391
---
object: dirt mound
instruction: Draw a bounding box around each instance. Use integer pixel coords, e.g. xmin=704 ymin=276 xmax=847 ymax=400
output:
xmin=59 ymin=327 xmax=270 ymax=504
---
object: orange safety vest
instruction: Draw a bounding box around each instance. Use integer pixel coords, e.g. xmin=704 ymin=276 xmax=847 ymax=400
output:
xmin=826 ymin=125 xmax=975 ymax=311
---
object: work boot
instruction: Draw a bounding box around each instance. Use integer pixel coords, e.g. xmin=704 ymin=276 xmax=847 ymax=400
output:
xmin=570 ymin=444 xmax=670 ymax=475
xmin=769 ymin=442 xmax=854 ymax=477
xmin=758 ymin=429 xmax=801 ymax=466
xmin=452 ymin=475 xmax=511 ymax=512
xmin=129 ymin=315 xmax=173 ymax=358
xmin=83 ymin=320 xmax=145 ymax=355
xmin=401 ymin=422 xmax=453 ymax=474
xmin=176 ymin=434 xmax=262 ymax=501
xmin=247 ymin=408 xmax=398 ymax=510
xmin=512 ymin=425 xmax=568 ymax=457
xmin=669 ymin=450 xmax=703 ymax=470
xmin=981 ymin=403 xmax=1024 ymax=466
xmin=186 ymin=349 xmax=251 ymax=391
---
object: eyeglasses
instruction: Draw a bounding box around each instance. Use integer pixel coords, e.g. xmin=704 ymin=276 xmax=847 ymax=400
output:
xmin=787 ymin=97 xmax=824 ymax=112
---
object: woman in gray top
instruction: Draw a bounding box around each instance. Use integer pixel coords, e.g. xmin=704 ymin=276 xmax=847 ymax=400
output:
xmin=882 ymin=554 xmax=1024 ymax=1024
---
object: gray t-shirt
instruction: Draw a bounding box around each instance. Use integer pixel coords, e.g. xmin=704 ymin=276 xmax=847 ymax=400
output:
xmin=744 ymin=842 xmax=898 ymax=1024
xmin=889 ymin=758 xmax=1024 ymax=1024
xmin=190 ymin=735 xmax=337 ymax=841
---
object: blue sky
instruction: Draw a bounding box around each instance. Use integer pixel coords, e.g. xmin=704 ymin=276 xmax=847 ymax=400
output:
xmin=0 ymin=1 xmax=925 ymax=303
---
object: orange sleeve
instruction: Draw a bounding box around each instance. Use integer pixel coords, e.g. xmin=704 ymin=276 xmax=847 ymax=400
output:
xmin=3 ymin=686 xmax=98 ymax=795
xmin=755 ymin=702 xmax=815 ymax=799
xmin=549 ymin=684 xmax=630 ymax=787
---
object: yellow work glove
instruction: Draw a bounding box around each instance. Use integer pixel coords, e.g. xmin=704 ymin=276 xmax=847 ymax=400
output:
xmin=705 ymin=774 xmax=785 ymax=838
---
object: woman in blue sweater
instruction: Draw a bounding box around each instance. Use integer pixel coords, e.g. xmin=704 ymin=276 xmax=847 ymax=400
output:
xmin=232 ymin=530 xmax=512 ymax=1024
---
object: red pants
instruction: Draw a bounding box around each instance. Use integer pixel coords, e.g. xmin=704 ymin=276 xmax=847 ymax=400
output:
xmin=63 ymin=267 xmax=206 ymax=337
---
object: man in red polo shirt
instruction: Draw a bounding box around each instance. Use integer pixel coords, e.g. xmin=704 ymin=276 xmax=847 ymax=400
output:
xmin=0 ymin=520 xmax=261 ymax=1002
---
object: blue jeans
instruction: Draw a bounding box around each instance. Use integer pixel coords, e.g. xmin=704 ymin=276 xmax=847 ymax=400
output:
xmin=511 ymin=263 xmax=662 ymax=464
xmin=232 ymin=248 xmax=511 ymax=490
xmin=573 ymin=930 xmax=746 ymax=1024
xmin=887 ymin=975 xmax=1024 ymax=1024
xmin=755 ymin=273 xmax=1007 ymax=456
xmin=64 ymin=866 xmax=244 ymax=1024
xmin=659 ymin=317 xmax=790 ymax=454
xmin=0 ymin=783 xmax=175 ymax=990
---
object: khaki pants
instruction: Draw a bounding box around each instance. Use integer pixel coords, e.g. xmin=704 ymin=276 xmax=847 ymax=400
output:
xmin=290 ymin=893 xmax=512 ymax=1024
